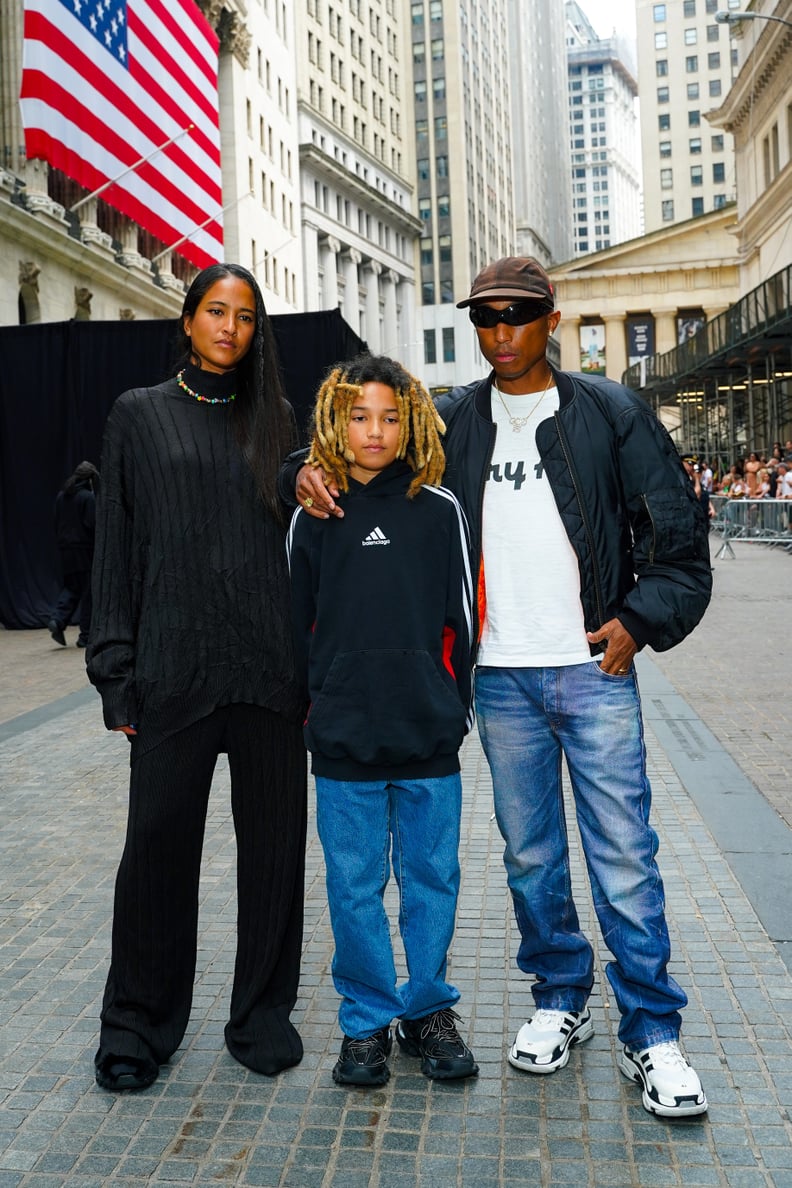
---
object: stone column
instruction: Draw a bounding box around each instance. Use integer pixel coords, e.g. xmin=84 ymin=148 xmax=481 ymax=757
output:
xmin=382 ymin=269 xmax=399 ymax=354
xmin=341 ymin=248 xmax=362 ymax=333
xmin=558 ymin=315 xmax=581 ymax=372
xmin=603 ymin=314 xmax=627 ymax=382
xmin=0 ymin=0 xmax=25 ymax=175
xmin=302 ymin=224 xmax=321 ymax=311
xmin=652 ymin=309 xmax=678 ymax=356
xmin=364 ymin=260 xmax=382 ymax=351
xmin=320 ymin=235 xmax=341 ymax=310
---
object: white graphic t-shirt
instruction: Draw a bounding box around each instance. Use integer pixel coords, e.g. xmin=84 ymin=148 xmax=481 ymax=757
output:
xmin=478 ymin=383 xmax=593 ymax=668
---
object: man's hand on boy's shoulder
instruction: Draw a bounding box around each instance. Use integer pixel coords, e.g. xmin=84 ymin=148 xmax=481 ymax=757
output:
xmin=296 ymin=464 xmax=344 ymax=519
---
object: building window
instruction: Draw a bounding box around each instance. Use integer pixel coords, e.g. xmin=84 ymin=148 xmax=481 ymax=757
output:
xmin=684 ymin=0 xmax=696 ymax=13
xmin=436 ymin=155 xmax=448 ymax=177
xmin=437 ymin=194 xmax=450 ymax=217
xmin=414 ymin=80 xmax=426 ymax=102
xmin=656 ymin=59 xmax=668 ymax=76
xmin=433 ymin=77 xmax=445 ymax=101
xmin=691 ymin=165 xmax=703 ymax=185
xmin=684 ymin=28 xmax=697 ymax=44
xmin=424 ymin=329 xmax=437 ymax=364
xmin=707 ymin=24 xmax=720 ymax=41
xmin=692 ymin=197 xmax=704 ymax=215
xmin=422 ymin=281 xmax=434 ymax=304
xmin=413 ymin=41 xmax=425 ymax=62
xmin=713 ymin=193 xmax=727 ymax=208
xmin=687 ymin=83 xmax=700 ymax=99
xmin=434 ymin=115 xmax=447 ymax=139
xmin=686 ymin=56 xmax=698 ymax=72
xmin=442 ymin=327 xmax=455 ymax=362
xmin=418 ymin=157 xmax=430 ymax=180
xmin=713 ymin=162 xmax=726 ymax=182
xmin=689 ymin=110 xmax=701 ymax=126
xmin=418 ymin=197 xmax=431 ymax=220
xmin=659 ymin=113 xmax=671 ymax=131
xmin=655 ymin=31 xmax=668 ymax=49
xmin=689 ymin=137 xmax=702 ymax=153
xmin=657 ymin=86 xmax=670 ymax=103
xmin=653 ymin=4 xmax=666 ymax=20
xmin=660 ymin=140 xmax=672 ymax=158
xmin=420 ymin=238 xmax=433 ymax=266
xmin=431 ymin=38 xmax=443 ymax=59
xmin=712 ymin=134 xmax=724 ymax=151
xmin=662 ymin=199 xmax=674 ymax=221
xmin=709 ymin=79 xmax=722 ymax=97
xmin=411 ymin=2 xmax=423 ymax=24
xmin=706 ymin=0 xmax=717 ymax=9
xmin=708 ymin=52 xmax=721 ymax=69
xmin=660 ymin=167 xmax=673 ymax=189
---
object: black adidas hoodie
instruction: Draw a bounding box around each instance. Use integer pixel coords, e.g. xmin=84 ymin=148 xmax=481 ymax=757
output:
xmin=287 ymin=461 xmax=474 ymax=781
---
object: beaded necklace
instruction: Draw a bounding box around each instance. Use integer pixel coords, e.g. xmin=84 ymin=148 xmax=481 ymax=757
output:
xmin=177 ymin=369 xmax=236 ymax=405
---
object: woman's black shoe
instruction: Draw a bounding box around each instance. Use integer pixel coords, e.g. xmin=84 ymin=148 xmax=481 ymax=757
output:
xmin=95 ymin=1051 xmax=159 ymax=1092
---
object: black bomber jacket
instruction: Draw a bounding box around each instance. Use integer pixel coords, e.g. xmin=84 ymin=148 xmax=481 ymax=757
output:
xmin=436 ymin=367 xmax=712 ymax=655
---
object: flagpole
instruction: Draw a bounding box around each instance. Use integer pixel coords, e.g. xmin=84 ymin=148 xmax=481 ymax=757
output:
xmin=150 ymin=192 xmax=254 ymax=263
xmin=69 ymin=126 xmax=194 ymax=213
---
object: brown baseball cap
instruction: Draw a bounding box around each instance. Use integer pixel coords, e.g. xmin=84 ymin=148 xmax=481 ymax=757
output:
xmin=456 ymin=256 xmax=555 ymax=309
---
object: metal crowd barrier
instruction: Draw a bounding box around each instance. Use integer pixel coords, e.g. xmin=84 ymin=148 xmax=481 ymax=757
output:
xmin=709 ymin=496 xmax=792 ymax=559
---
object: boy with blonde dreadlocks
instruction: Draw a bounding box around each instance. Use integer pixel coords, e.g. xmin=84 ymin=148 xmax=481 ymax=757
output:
xmin=287 ymin=354 xmax=478 ymax=1087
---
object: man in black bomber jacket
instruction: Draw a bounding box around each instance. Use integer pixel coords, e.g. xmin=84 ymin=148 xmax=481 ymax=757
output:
xmin=289 ymin=259 xmax=712 ymax=1119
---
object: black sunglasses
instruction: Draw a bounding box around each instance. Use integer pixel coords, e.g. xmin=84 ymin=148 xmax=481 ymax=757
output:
xmin=468 ymin=301 xmax=552 ymax=329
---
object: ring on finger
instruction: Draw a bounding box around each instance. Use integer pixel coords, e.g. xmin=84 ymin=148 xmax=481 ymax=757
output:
xmin=303 ymin=496 xmax=314 ymax=508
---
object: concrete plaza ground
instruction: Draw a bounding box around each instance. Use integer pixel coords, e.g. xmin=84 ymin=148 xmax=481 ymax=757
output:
xmin=2 ymin=540 xmax=792 ymax=1187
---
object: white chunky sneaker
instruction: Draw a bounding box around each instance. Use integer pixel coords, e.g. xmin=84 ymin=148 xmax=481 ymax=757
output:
xmin=508 ymin=1007 xmax=594 ymax=1074
xmin=619 ymin=1040 xmax=708 ymax=1118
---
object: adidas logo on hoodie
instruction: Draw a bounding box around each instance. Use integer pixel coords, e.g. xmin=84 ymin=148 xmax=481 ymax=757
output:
xmin=362 ymin=526 xmax=390 ymax=547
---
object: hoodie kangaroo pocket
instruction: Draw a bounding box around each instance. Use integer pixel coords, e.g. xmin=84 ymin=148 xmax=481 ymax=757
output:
xmin=306 ymin=649 xmax=465 ymax=766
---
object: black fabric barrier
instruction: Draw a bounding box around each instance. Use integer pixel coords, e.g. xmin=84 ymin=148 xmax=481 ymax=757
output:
xmin=0 ymin=310 xmax=364 ymax=628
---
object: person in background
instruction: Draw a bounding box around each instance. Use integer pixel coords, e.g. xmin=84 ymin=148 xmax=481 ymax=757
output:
xmin=87 ymin=263 xmax=307 ymax=1093
xmin=288 ymin=354 xmax=478 ymax=1087
xmin=46 ymin=460 xmax=99 ymax=648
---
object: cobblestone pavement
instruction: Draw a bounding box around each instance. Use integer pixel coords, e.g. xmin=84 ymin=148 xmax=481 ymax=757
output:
xmin=2 ymin=540 xmax=792 ymax=1187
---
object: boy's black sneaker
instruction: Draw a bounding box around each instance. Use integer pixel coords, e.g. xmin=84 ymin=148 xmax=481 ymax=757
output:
xmin=396 ymin=1008 xmax=479 ymax=1080
xmin=332 ymin=1026 xmax=392 ymax=1086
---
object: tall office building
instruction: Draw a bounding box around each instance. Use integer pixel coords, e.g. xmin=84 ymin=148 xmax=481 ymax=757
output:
xmin=509 ymin=0 xmax=573 ymax=266
xmin=410 ymin=0 xmax=515 ymax=389
xmin=294 ymin=0 xmax=421 ymax=361
xmin=565 ymin=1 xmax=642 ymax=257
xmin=212 ymin=0 xmax=302 ymax=313
xmin=636 ymin=0 xmax=740 ymax=233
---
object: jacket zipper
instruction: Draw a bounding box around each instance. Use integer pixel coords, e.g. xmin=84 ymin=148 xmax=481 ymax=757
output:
xmin=553 ymin=411 xmax=606 ymax=628
xmin=641 ymin=493 xmax=656 ymax=563
xmin=472 ymin=420 xmax=498 ymax=663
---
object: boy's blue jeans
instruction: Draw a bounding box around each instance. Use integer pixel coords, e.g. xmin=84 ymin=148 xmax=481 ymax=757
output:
xmin=475 ymin=662 xmax=687 ymax=1051
xmin=315 ymin=774 xmax=462 ymax=1038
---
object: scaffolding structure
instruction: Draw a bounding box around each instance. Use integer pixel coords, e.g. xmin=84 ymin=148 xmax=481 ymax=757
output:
xmin=623 ymin=264 xmax=792 ymax=474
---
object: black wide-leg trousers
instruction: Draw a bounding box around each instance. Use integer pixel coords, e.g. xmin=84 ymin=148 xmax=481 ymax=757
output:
xmin=97 ymin=703 xmax=307 ymax=1075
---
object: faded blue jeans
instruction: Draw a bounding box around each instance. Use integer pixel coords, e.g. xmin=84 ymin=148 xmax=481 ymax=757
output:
xmin=315 ymin=774 xmax=462 ymax=1038
xmin=475 ymin=662 xmax=687 ymax=1050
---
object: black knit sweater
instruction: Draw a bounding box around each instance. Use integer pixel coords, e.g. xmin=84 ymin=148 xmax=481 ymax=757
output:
xmin=86 ymin=363 xmax=304 ymax=753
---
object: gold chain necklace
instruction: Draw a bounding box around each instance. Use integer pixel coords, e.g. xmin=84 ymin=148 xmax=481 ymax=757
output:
xmin=493 ymin=373 xmax=553 ymax=433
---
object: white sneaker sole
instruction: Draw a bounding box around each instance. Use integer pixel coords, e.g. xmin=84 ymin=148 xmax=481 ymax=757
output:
xmin=508 ymin=1011 xmax=594 ymax=1075
xmin=619 ymin=1049 xmax=708 ymax=1117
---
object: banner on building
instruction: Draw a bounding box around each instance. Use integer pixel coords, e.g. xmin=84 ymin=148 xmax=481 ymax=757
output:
xmin=677 ymin=312 xmax=706 ymax=344
xmin=20 ymin=0 xmax=223 ymax=269
xmin=626 ymin=316 xmax=655 ymax=367
xmin=580 ymin=323 xmax=605 ymax=376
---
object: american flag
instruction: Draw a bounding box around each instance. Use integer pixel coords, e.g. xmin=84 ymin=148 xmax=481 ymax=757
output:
xmin=20 ymin=0 xmax=223 ymax=270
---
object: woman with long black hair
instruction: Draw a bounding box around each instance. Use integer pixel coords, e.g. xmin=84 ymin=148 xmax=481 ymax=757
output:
xmin=87 ymin=263 xmax=307 ymax=1092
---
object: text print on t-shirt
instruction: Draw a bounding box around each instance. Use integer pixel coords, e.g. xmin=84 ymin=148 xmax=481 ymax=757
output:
xmin=487 ymin=457 xmax=545 ymax=490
